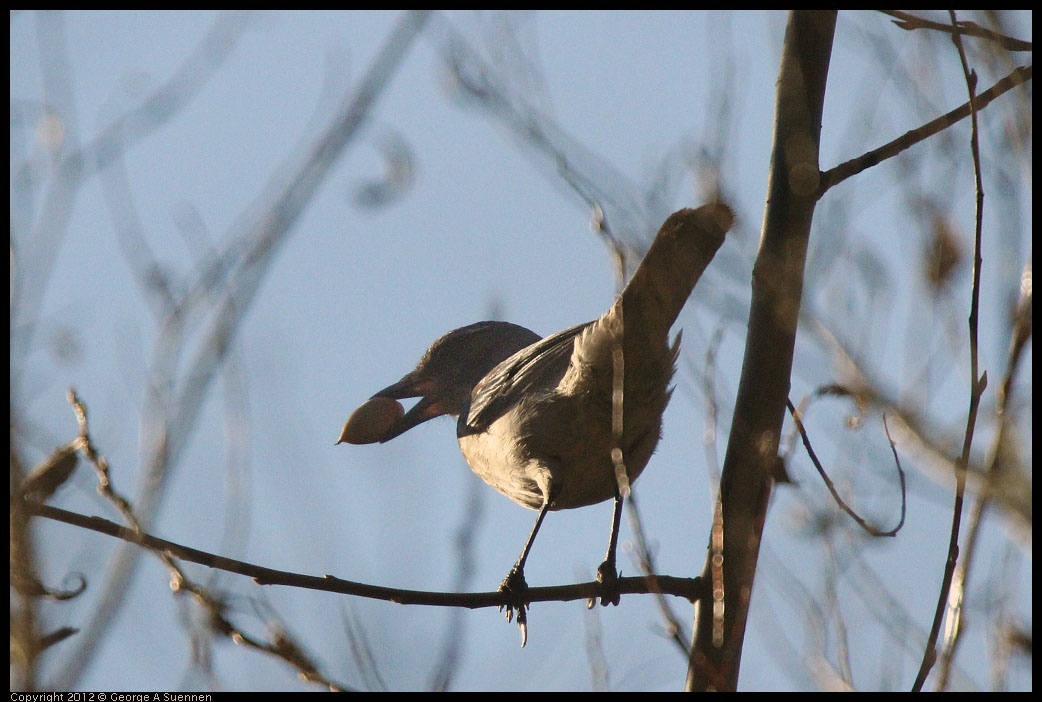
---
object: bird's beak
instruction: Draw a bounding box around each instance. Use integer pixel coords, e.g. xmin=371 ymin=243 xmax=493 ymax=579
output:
xmin=370 ymin=374 xmax=452 ymax=442
xmin=337 ymin=371 xmax=456 ymax=446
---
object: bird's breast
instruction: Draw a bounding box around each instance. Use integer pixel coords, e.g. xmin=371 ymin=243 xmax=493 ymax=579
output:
xmin=458 ymin=369 xmax=670 ymax=511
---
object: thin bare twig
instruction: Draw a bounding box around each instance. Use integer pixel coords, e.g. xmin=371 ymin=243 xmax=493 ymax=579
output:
xmin=341 ymin=606 xmax=388 ymax=692
xmin=624 ymin=491 xmax=693 ymax=656
xmin=804 ymin=315 xmax=1029 ymax=529
xmin=58 ymin=390 xmax=351 ymax=691
xmin=786 ymin=395 xmax=907 ymax=538
xmin=913 ymin=12 xmax=989 ymax=692
xmin=607 ymin=301 xmax=696 ymax=657
xmin=818 ymin=64 xmax=1031 ymax=196
xmin=880 ymin=10 xmax=1032 ymax=52
xmin=934 ymin=265 xmax=1031 ymax=688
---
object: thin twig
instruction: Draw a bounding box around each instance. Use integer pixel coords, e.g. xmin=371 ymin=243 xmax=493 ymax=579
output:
xmin=786 ymin=396 xmax=906 ymax=538
xmin=624 ymin=491 xmax=693 ymax=655
xmin=912 ymin=12 xmax=988 ymax=691
xmin=818 ymin=65 xmax=1031 ymax=196
xmin=804 ymin=317 xmax=1029 ymax=528
xmin=60 ymin=390 xmax=351 ymax=691
xmin=67 ymin=389 xmax=142 ymax=532
xmin=934 ymin=263 xmax=1030 ymax=688
xmin=609 ymin=310 xmax=692 ymax=655
xmin=880 ymin=10 xmax=1032 ymax=52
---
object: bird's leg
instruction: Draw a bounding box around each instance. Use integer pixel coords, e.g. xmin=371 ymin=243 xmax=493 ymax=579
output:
xmin=589 ymin=490 xmax=623 ymax=608
xmin=499 ymin=498 xmax=550 ymax=647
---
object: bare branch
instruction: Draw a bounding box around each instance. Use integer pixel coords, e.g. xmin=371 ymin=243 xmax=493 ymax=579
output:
xmin=819 ymin=64 xmax=1031 ymax=195
xmin=880 ymin=10 xmax=1032 ymax=52
xmin=914 ymin=13 xmax=989 ymax=690
xmin=23 ymin=501 xmax=706 ymax=609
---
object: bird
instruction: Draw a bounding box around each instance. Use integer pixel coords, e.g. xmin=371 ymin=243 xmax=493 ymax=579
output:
xmin=338 ymin=204 xmax=733 ymax=646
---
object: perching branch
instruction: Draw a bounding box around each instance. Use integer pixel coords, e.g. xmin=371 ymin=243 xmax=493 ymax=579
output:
xmin=23 ymin=500 xmax=705 ymax=610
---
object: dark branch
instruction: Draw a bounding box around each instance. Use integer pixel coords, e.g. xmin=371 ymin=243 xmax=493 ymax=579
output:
xmin=24 ymin=500 xmax=704 ymax=610
xmin=819 ymin=65 xmax=1031 ymax=196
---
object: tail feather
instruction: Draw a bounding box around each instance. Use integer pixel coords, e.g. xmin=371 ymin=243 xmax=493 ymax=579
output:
xmin=619 ymin=204 xmax=733 ymax=338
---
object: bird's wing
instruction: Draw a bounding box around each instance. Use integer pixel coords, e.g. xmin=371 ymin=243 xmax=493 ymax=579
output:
xmin=460 ymin=321 xmax=590 ymax=434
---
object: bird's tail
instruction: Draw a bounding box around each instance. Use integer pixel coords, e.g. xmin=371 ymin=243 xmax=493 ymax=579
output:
xmin=619 ymin=204 xmax=733 ymax=336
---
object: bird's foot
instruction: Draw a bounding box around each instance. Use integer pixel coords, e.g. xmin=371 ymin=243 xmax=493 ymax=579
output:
xmin=498 ymin=565 xmax=530 ymax=647
xmin=587 ymin=558 xmax=621 ymax=609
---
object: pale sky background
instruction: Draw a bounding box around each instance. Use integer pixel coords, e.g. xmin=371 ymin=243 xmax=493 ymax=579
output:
xmin=10 ymin=10 xmax=1032 ymax=692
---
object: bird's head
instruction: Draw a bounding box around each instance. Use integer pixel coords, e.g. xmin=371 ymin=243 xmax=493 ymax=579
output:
xmin=337 ymin=321 xmax=540 ymax=444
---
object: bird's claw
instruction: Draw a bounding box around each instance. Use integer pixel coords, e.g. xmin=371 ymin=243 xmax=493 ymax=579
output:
xmin=587 ymin=558 xmax=621 ymax=609
xmin=498 ymin=566 xmax=530 ymax=647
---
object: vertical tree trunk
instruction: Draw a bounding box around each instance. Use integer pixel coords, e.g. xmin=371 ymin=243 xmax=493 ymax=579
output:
xmin=687 ymin=10 xmax=836 ymax=692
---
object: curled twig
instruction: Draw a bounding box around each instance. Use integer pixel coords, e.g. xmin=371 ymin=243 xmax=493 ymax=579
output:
xmin=786 ymin=393 xmax=907 ymax=538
